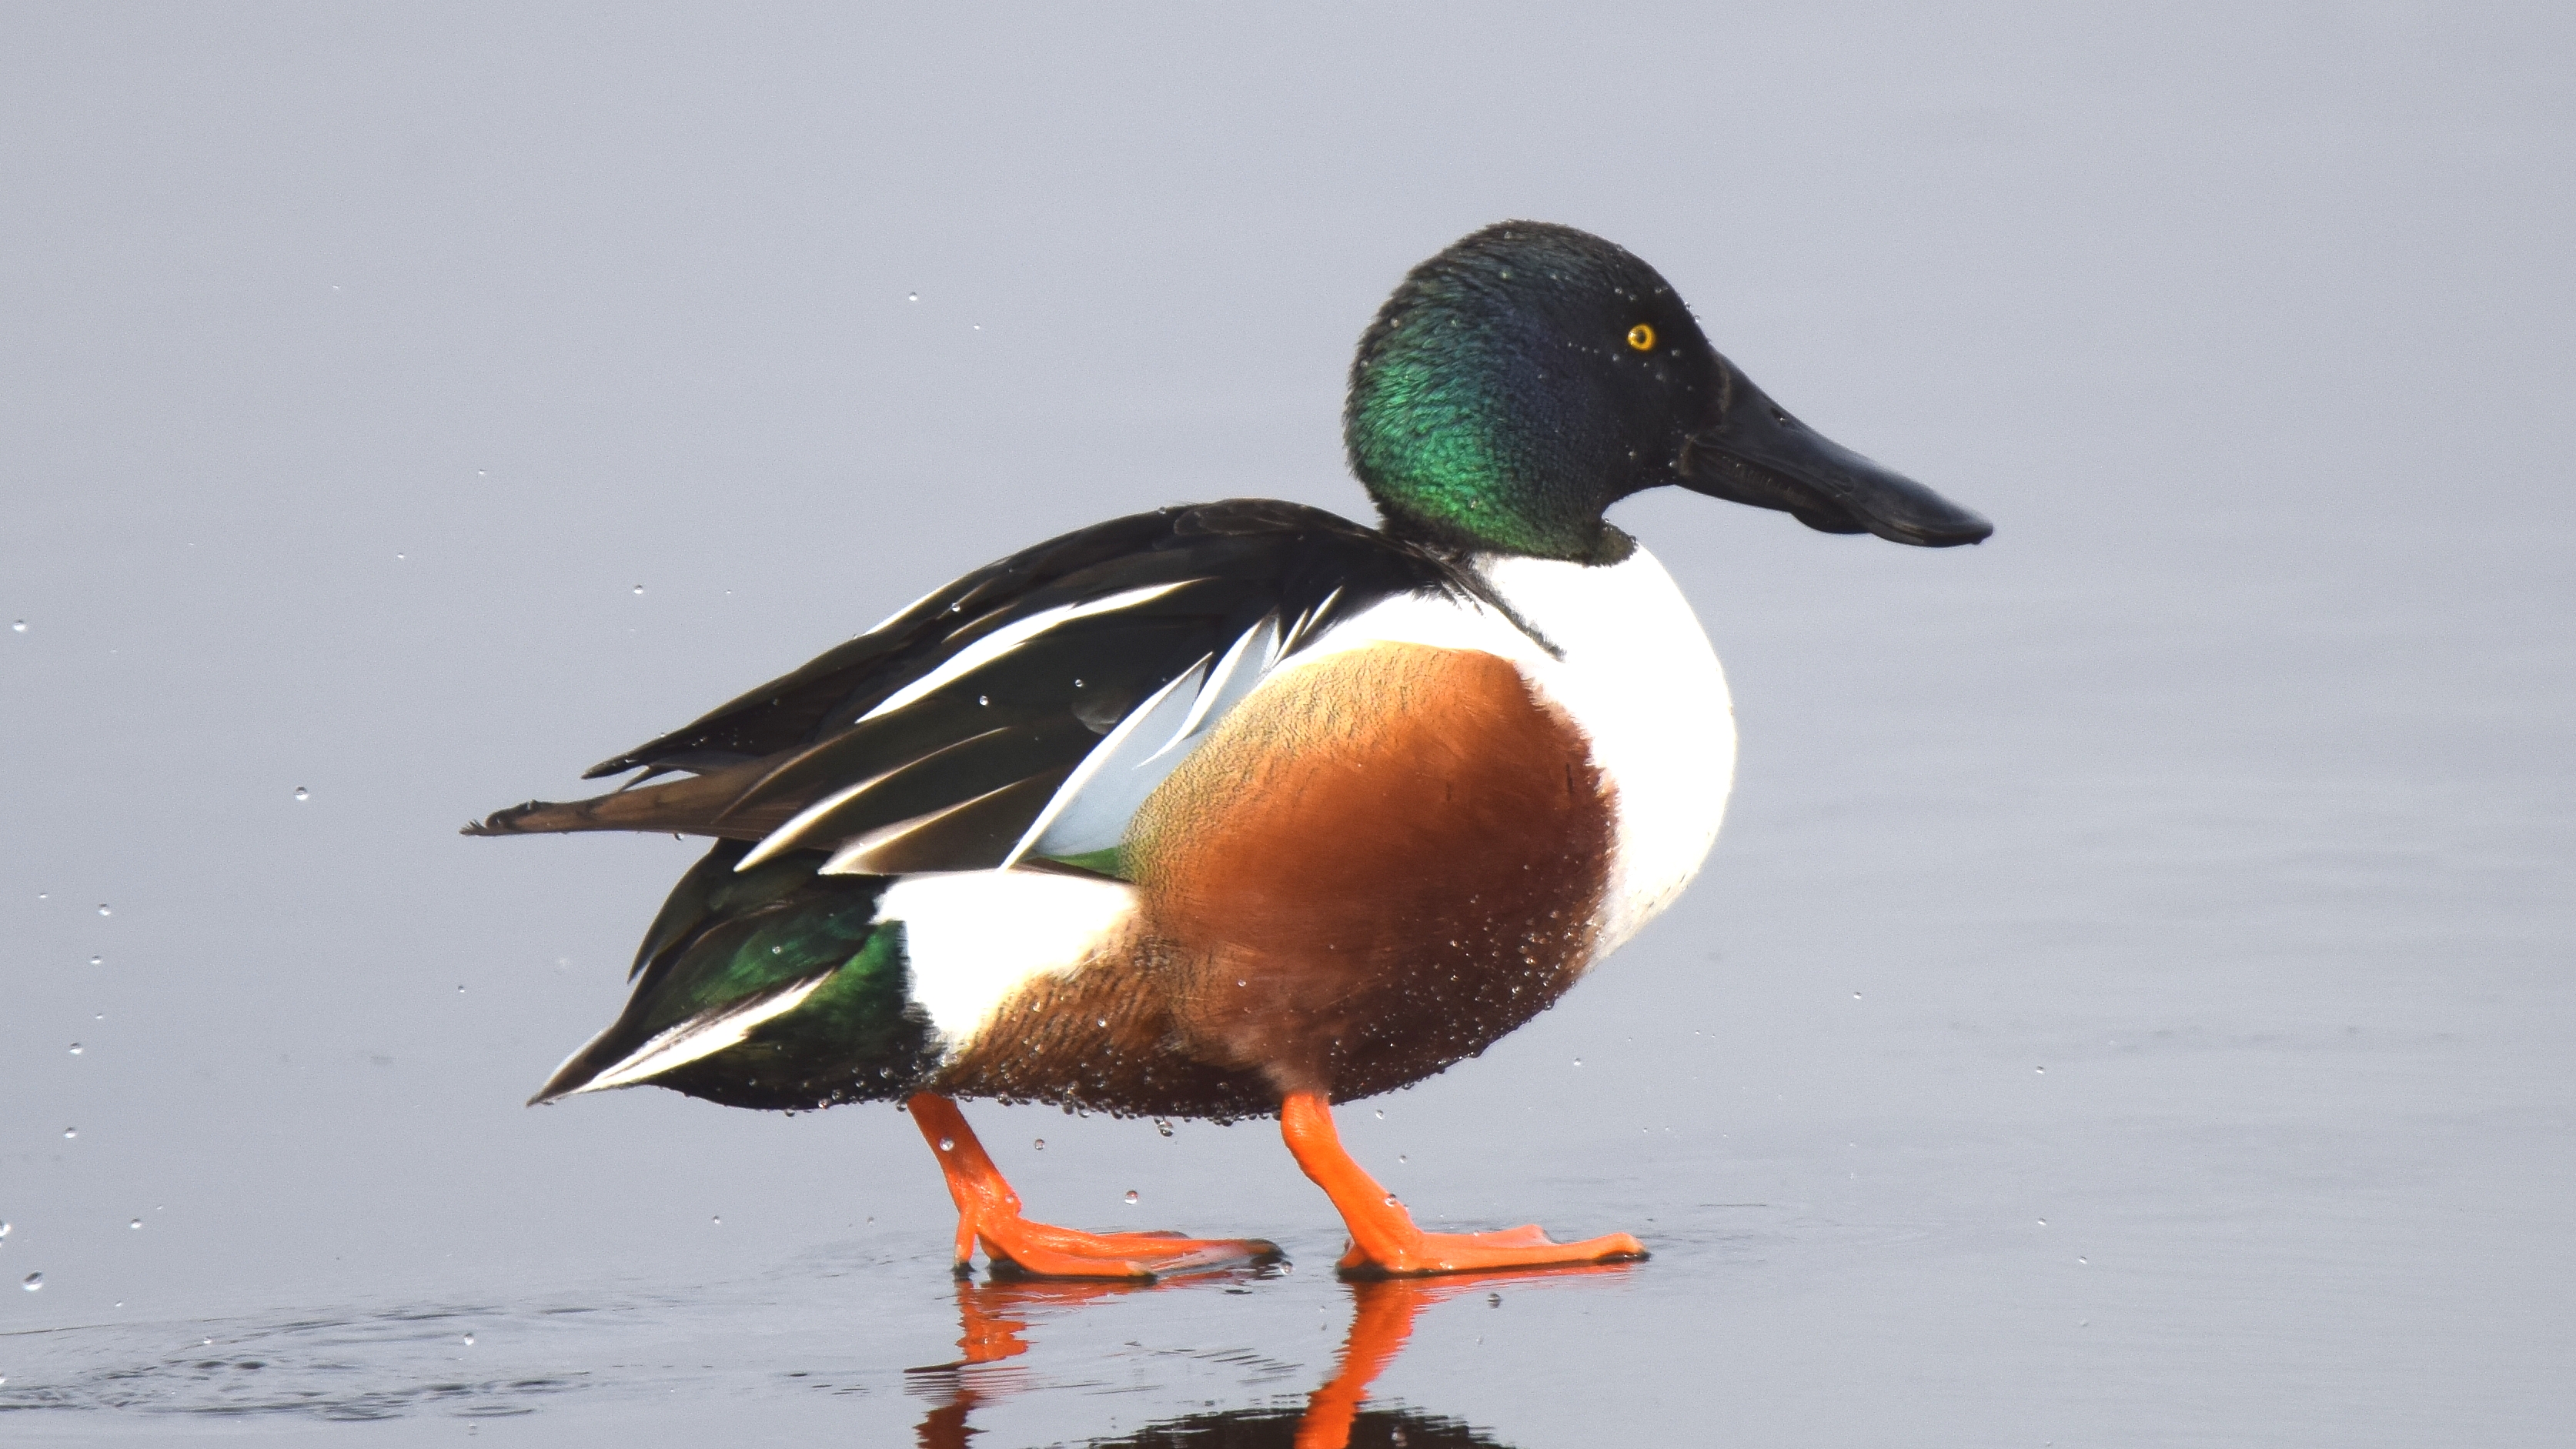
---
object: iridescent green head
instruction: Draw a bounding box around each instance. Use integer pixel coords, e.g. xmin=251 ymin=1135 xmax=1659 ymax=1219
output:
xmin=1345 ymin=222 xmax=1992 ymax=562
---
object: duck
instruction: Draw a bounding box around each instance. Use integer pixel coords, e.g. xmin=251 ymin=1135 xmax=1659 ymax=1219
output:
xmin=467 ymin=221 xmax=1990 ymax=1280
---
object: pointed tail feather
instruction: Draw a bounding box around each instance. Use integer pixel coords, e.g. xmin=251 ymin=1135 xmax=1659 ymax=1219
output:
xmin=526 ymin=840 xmax=938 ymax=1111
xmin=461 ymin=760 xmax=797 ymax=840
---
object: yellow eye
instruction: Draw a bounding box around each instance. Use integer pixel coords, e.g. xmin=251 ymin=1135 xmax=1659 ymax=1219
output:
xmin=1625 ymin=323 xmax=1656 ymax=351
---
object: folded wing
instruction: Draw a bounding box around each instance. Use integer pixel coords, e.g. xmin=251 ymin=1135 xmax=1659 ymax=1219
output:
xmin=466 ymin=499 xmax=1457 ymax=878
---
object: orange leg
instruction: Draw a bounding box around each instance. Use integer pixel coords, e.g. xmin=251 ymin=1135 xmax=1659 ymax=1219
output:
xmin=1278 ymin=1090 xmax=1647 ymax=1277
xmin=909 ymin=1093 xmax=1279 ymax=1280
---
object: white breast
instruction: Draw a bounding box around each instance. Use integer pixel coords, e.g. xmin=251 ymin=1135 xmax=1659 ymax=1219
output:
xmin=1284 ymin=544 xmax=1736 ymax=960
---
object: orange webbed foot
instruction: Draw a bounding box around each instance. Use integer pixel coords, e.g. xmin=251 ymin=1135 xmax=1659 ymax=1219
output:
xmin=910 ymin=1095 xmax=1279 ymax=1280
xmin=1279 ymin=1092 xmax=1649 ymax=1278
xmin=977 ymin=1219 xmax=1281 ymax=1280
xmin=1331 ymin=1222 xmax=1645 ymax=1277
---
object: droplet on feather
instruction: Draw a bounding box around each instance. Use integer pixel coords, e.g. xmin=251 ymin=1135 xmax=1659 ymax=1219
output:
xmin=1122 ymin=1190 xmax=1138 ymax=1206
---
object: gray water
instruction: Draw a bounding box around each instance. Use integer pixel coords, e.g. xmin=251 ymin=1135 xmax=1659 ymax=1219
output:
xmin=4 ymin=5 xmax=2571 ymax=1444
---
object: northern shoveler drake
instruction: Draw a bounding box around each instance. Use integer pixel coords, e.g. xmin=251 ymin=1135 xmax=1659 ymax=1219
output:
xmin=469 ymin=222 xmax=1990 ymax=1280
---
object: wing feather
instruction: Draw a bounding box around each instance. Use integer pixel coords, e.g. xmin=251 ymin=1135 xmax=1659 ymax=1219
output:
xmin=469 ymin=499 xmax=1464 ymax=876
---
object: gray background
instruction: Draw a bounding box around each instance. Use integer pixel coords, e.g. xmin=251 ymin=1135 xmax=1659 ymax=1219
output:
xmin=4 ymin=3 xmax=2570 ymax=1444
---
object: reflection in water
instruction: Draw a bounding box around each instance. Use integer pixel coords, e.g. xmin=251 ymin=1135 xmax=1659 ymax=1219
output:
xmin=910 ymin=1265 xmax=1635 ymax=1448
xmin=0 ymin=1261 xmax=1629 ymax=1437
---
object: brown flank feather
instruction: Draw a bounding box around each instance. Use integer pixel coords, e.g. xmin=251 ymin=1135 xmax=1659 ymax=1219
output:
xmin=941 ymin=644 xmax=1616 ymax=1117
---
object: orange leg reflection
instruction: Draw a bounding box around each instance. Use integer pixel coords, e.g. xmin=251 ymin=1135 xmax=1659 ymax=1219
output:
xmin=914 ymin=1263 xmax=1636 ymax=1448
xmin=914 ymin=1277 xmax=1139 ymax=1449
xmin=1295 ymin=1277 xmax=1433 ymax=1449
xmin=1294 ymin=1264 xmax=1637 ymax=1449
xmin=910 ymin=1093 xmax=1280 ymax=1279
xmin=1281 ymin=1091 xmax=1648 ymax=1277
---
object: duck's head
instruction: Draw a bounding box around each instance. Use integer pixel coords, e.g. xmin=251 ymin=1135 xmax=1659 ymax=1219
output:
xmin=1346 ymin=222 xmax=1993 ymax=562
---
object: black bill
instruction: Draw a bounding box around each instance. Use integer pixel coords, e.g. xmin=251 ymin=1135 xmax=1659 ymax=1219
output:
xmin=1680 ymin=360 xmax=1993 ymax=547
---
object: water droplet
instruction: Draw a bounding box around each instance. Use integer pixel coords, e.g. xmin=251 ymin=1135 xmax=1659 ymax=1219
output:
xmin=1154 ymin=1118 xmax=1173 ymax=1137
xmin=1396 ymin=1154 xmax=1406 ymax=1164
xmin=129 ymin=1219 xmax=141 ymax=1230
xmin=463 ymin=1333 xmax=475 ymax=1345
xmin=937 ymin=1137 xmax=954 ymax=1152
xmin=1487 ymin=1292 xmax=1502 ymax=1307
xmin=907 ymin=292 xmax=918 ymax=302
xmin=1572 ymin=1057 xmax=1582 ymax=1067
xmin=62 ymin=1127 xmax=76 ymax=1140
xmin=1374 ymin=1110 xmax=1384 ymax=1119
xmin=711 ymin=1217 xmax=721 ymax=1226
xmin=2034 ymin=1066 xmax=2046 ymax=1074
xmin=67 ymin=1043 xmax=80 ymax=1055
xmin=1852 ymin=991 xmax=1863 ymax=1000
xmin=1122 ymin=1190 xmax=1138 ymax=1206
xmin=2077 ymin=1257 xmax=2087 ymax=1264
xmin=293 ymin=788 xmax=308 ymax=802
xmin=1072 ymin=678 xmax=1084 ymax=688
xmin=89 ymin=957 xmax=100 ymax=967
xmin=21 ymin=1273 xmax=40 ymax=1291
xmin=1096 ymin=1017 xmax=1108 ymax=1028
xmin=632 ymin=584 xmax=644 ymax=596
xmin=1382 ymin=1194 xmax=1398 ymax=1207
xmin=977 ymin=695 xmax=989 ymax=706
xmin=10 ymin=620 xmax=24 ymax=633
xmin=457 ymin=985 xmax=466 ymax=993
xmin=0 ymin=1222 xmax=9 ymax=1237
xmin=97 ymin=904 xmax=111 ymax=916
xmin=1032 ymin=1138 xmax=1045 ymax=1150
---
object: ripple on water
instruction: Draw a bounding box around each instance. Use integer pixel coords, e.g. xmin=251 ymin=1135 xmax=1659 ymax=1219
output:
xmin=0 ymin=1304 xmax=586 ymax=1422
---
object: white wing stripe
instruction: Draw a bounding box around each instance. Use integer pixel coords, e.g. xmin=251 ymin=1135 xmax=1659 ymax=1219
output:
xmin=999 ymin=658 xmax=1208 ymax=869
xmin=735 ymin=763 xmax=904 ymax=871
xmin=1148 ymin=616 xmax=1275 ymax=763
xmin=856 ymin=581 xmax=1196 ymax=724
xmin=560 ymin=973 xmax=834 ymax=1095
